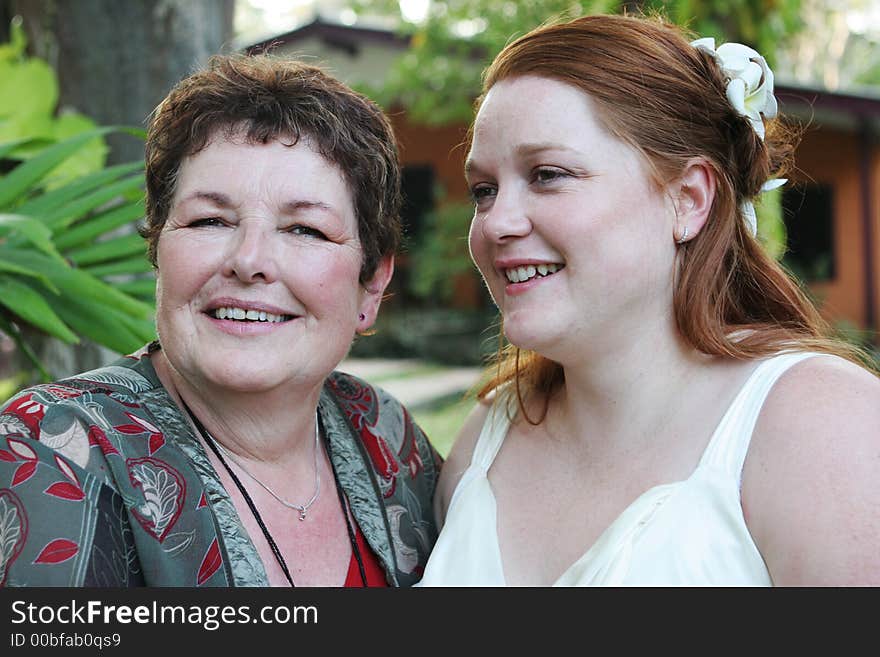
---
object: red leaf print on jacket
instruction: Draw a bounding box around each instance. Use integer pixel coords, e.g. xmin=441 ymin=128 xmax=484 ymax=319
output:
xmin=54 ymin=455 xmax=80 ymax=486
xmin=128 ymin=457 xmax=185 ymax=542
xmin=114 ymin=424 xmax=146 ymax=435
xmin=34 ymin=538 xmax=79 ymax=564
xmin=360 ymin=428 xmax=399 ymax=497
xmin=11 ymin=462 xmax=37 ymax=487
xmin=329 ymin=375 xmax=400 ymax=496
xmin=0 ymin=489 xmax=27 ymax=586
xmin=197 ymin=538 xmax=223 ymax=585
xmin=148 ymin=433 xmax=165 ymax=455
xmin=88 ymin=426 xmax=119 ymax=456
xmin=3 ymin=395 xmax=45 ymax=437
xmin=399 ymin=408 xmax=424 ymax=479
xmin=115 ymin=414 xmax=165 ymax=455
xmin=44 ymin=482 xmax=85 ymax=501
xmin=45 ymin=386 xmax=82 ymax=400
xmin=7 ymin=438 xmax=37 ymax=461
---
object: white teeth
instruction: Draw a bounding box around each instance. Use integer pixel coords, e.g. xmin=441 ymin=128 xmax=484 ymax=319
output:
xmin=212 ymin=307 xmax=289 ymax=322
xmin=504 ymin=263 xmax=563 ymax=284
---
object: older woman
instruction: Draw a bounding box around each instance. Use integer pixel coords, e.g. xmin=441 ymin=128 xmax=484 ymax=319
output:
xmin=0 ymin=55 xmax=439 ymax=587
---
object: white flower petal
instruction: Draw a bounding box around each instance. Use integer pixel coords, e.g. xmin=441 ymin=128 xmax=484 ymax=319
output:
xmin=691 ymin=37 xmax=716 ymax=54
xmin=740 ymin=200 xmax=758 ymax=236
xmin=744 ymin=87 xmax=768 ymax=117
xmin=761 ymin=178 xmax=787 ymax=192
xmin=761 ymin=61 xmax=775 ymax=91
xmin=726 ymin=78 xmax=747 ymax=114
xmin=741 ymin=61 xmax=763 ymax=91
xmin=716 ymin=42 xmax=759 ymax=73
xmin=763 ymin=93 xmax=778 ymax=118
xmin=750 ymin=116 xmax=766 ymax=140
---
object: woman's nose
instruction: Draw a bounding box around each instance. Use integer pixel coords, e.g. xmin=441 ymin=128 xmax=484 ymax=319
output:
xmin=221 ymin=223 xmax=279 ymax=283
xmin=480 ymin=190 xmax=532 ymax=243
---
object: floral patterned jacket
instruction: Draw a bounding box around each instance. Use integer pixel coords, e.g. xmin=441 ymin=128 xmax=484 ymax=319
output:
xmin=0 ymin=347 xmax=441 ymax=587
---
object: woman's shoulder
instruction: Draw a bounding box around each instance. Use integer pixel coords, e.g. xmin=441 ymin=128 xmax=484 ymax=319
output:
xmin=0 ymin=353 xmax=182 ymax=492
xmin=324 ymin=368 xmax=414 ymax=430
xmin=755 ymin=353 xmax=880 ymax=436
xmin=742 ymin=353 xmax=880 ymax=584
xmin=324 ymin=368 xmax=442 ymax=474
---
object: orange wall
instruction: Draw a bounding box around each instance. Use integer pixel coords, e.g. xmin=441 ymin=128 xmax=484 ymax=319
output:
xmin=873 ymin=130 xmax=880 ymax=338
xmin=390 ymin=113 xmax=471 ymax=201
xmin=389 ymin=114 xmax=484 ymax=308
xmin=789 ymin=127 xmax=876 ymax=331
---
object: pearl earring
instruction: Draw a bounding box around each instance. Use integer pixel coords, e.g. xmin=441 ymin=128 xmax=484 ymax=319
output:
xmin=676 ymin=226 xmax=689 ymax=244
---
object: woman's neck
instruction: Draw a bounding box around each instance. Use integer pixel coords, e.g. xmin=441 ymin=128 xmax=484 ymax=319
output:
xmin=151 ymin=350 xmax=322 ymax=464
xmin=549 ymin=316 xmax=708 ymax=450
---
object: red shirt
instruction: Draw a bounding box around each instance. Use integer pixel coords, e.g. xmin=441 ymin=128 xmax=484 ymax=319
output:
xmin=344 ymin=522 xmax=388 ymax=587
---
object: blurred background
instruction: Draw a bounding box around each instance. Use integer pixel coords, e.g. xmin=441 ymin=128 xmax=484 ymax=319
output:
xmin=1 ymin=0 xmax=878 ymax=455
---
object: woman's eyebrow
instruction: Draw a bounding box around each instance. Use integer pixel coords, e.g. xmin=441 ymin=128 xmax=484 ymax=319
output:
xmin=465 ymin=142 xmax=580 ymax=173
xmin=177 ymin=190 xmax=233 ymax=207
xmin=514 ymin=142 xmax=578 ymax=158
xmin=281 ymin=199 xmax=335 ymax=213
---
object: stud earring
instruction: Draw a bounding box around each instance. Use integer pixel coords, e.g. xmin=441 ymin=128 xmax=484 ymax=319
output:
xmin=676 ymin=226 xmax=689 ymax=244
xmin=358 ymin=313 xmax=366 ymax=321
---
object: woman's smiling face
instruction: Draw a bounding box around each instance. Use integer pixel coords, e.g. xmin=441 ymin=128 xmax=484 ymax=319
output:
xmin=466 ymin=75 xmax=678 ymax=362
xmin=155 ymin=132 xmax=391 ymax=393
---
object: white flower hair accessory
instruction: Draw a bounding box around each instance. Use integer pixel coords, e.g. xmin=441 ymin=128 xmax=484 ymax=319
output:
xmin=691 ymin=37 xmax=786 ymax=237
xmin=691 ymin=37 xmax=777 ymax=140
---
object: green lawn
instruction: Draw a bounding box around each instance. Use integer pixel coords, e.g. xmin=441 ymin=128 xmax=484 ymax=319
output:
xmin=411 ymin=394 xmax=474 ymax=459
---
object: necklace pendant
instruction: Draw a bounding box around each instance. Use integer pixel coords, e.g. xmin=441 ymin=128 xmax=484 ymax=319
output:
xmin=298 ymin=509 xmax=306 ymax=521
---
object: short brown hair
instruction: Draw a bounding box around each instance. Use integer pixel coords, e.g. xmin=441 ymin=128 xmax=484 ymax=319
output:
xmin=143 ymin=54 xmax=401 ymax=283
xmin=474 ymin=13 xmax=870 ymax=411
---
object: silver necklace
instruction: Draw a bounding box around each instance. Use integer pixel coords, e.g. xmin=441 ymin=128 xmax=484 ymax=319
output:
xmin=204 ymin=413 xmax=321 ymax=521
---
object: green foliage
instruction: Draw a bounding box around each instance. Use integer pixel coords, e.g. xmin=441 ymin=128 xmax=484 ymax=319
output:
xmin=409 ymin=201 xmax=476 ymax=302
xmin=642 ymin=0 xmax=804 ymax=63
xmin=756 ymin=187 xmax=787 ymax=259
xmin=0 ymin=17 xmax=106 ymax=182
xmin=357 ymin=0 xmax=620 ymax=125
xmin=358 ymin=0 xmax=804 ymax=125
xmin=0 ymin=131 xmax=156 ymax=380
xmin=0 ymin=21 xmax=155 ymax=381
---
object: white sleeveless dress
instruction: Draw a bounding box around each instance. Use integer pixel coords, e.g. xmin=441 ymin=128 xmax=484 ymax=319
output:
xmin=418 ymin=351 xmax=822 ymax=586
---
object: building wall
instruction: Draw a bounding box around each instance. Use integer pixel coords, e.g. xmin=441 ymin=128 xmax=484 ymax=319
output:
xmin=793 ymin=126 xmax=879 ymax=335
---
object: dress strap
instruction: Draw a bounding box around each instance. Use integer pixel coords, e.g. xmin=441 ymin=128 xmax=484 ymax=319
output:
xmin=469 ymin=398 xmax=514 ymax=471
xmin=698 ymin=351 xmax=822 ymax=481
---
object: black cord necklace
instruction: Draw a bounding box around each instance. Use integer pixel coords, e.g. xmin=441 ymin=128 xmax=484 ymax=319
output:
xmin=181 ymin=401 xmax=367 ymax=587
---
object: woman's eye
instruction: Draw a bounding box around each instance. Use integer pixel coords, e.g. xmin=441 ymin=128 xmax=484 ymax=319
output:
xmin=469 ymin=184 xmax=496 ymax=204
xmin=189 ymin=217 xmax=224 ymax=228
xmin=534 ymin=168 xmax=567 ymax=184
xmin=288 ymin=225 xmax=327 ymax=239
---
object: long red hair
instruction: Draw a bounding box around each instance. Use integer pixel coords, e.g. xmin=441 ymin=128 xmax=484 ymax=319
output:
xmin=471 ymin=14 xmax=873 ymax=417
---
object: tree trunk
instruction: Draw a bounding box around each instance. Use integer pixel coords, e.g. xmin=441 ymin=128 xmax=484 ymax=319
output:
xmin=2 ymin=0 xmax=234 ymax=379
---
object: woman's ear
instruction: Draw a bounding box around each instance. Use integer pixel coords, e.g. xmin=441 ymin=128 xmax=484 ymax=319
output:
xmin=670 ymin=158 xmax=716 ymax=243
xmin=357 ymin=254 xmax=395 ymax=331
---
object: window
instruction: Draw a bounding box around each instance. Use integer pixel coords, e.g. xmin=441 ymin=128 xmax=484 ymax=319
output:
xmin=782 ymin=183 xmax=835 ymax=282
xmin=400 ymin=164 xmax=435 ymax=246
